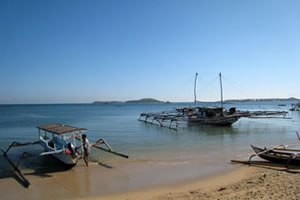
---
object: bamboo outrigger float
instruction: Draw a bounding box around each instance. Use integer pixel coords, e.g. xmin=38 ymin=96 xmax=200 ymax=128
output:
xmin=1 ymin=124 xmax=129 ymax=188
xmin=138 ymin=110 xmax=186 ymax=130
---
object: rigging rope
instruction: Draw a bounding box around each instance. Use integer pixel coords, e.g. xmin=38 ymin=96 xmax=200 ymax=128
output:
xmin=196 ymin=75 xmax=219 ymax=102
xmin=222 ymin=74 xmax=288 ymax=113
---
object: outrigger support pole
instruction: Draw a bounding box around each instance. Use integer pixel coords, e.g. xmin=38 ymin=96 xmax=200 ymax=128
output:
xmin=1 ymin=149 xmax=31 ymax=188
xmin=1 ymin=140 xmax=40 ymax=188
xmin=2 ymin=141 xmax=40 ymax=157
xmin=92 ymin=138 xmax=129 ymax=159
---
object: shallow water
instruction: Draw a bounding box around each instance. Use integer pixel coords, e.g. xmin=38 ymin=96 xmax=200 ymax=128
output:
xmin=0 ymin=101 xmax=300 ymax=193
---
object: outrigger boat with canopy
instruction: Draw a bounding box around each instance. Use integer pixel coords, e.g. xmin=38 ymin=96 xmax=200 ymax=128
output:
xmin=139 ymin=73 xmax=287 ymax=129
xmin=1 ymin=123 xmax=128 ymax=187
xmin=175 ymin=106 xmax=243 ymax=126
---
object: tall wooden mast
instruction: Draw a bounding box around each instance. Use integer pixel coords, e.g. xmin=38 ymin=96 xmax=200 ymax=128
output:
xmin=194 ymin=72 xmax=198 ymax=107
xmin=219 ymin=72 xmax=224 ymax=112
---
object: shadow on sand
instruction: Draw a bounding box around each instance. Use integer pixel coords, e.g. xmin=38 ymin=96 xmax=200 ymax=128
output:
xmin=0 ymin=154 xmax=73 ymax=188
xmin=231 ymin=160 xmax=300 ymax=174
xmin=0 ymin=154 xmax=114 ymax=188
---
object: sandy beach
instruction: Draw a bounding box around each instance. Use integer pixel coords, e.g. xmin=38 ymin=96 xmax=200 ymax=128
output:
xmin=1 ymin=160 xmax=300 ymax=200
xmin=90 ymin=165 xmax=300 ymax=200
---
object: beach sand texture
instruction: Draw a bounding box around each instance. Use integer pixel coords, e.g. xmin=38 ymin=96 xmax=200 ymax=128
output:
xmin=93 ymin=166 xmax=300 ymax=200
xmin=1 ymin=163 xmax=300 ymax=200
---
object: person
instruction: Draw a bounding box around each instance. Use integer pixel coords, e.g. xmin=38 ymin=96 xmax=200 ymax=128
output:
xmin=82 ymin=134 xmax=90 ymax=166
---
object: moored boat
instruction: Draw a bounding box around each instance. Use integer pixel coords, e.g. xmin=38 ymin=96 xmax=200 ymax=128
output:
xmin=1 ymin=123 xmax=129 ymax=187
xmin=290 ymin=103 xmax=300 ymax=111
xmin=177 ymin=106 xmax=242 ymax=126
xmin=37 ymin=124 xmax=88 ymax=167
xmin=250 ymin=145 xmax=300 ymax=165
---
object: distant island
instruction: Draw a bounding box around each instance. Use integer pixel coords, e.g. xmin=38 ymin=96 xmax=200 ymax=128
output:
xmin=125 ymin=98 xmax=163 ymax=103
xmin=93 ymin=98 xmax=167 ymax=104
xmin=224 ymin=97 xmax=300 ymax=103
xmin=93 ymin=97 xmax=300 ymax=104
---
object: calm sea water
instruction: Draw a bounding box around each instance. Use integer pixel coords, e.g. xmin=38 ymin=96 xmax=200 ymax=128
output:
xmin=1 ymin=101 xmax=300 ymax=186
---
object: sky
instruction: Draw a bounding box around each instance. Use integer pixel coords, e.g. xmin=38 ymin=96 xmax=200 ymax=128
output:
xmin=1 ymin=0 xmax=300 ymax=104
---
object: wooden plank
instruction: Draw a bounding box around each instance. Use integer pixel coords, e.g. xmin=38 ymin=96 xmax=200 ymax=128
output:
xmin=231 ymin=160 xmax=300 ymax=169
xmin=3 ymin=141 xmax=40 ymax=155
xmin=92 ymin=146 xmax=129 ymax=159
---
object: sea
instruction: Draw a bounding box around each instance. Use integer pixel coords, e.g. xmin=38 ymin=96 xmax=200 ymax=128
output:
xmin=1 ymin=101 xmax=300 ymax=192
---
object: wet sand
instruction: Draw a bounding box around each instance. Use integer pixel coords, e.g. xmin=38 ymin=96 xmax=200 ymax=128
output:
xmin=90 ymin=165 xmax=300 ymax=200
xmin=0 ymin=147 xmax=239 ymax=200
xmin=0 ymin=158 xmax=235 ymax=200
xmin=1 ymin=160 xmax=300 ymax=200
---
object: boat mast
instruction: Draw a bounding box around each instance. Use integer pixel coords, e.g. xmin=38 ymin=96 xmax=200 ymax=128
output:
xmin=219 ymin=72 xmax=224 ymax=112
xmin=194 ymin=72 xmax=198 ymax=107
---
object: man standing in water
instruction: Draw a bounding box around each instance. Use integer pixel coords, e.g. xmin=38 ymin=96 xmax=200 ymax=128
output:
xmin=82 ymin=134 xmax=90 ymax=166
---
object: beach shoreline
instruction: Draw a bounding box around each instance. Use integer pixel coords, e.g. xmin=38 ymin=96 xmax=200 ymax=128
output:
xmin=83 ymin=165 xmax=252 ymax=200
xmin=2 ymin=156 xmax=300 ymax=200
xmin=2 ymin=161 xmax=300 ymax=200
xmin=0 ymin=158 xmax=238 ymax=200
xmin=0 ymin=162 xmax=241 ymax=200
xmin=85 ymin=164 xmax=300 ymax=200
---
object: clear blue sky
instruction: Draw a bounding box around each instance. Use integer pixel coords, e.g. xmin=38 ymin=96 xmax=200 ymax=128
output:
xmin=1 ymin=0 xmax=300 ymax=104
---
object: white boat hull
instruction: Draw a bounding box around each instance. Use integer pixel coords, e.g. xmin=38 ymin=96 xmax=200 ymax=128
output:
xmin=40 ymin=140 xmax=78 ymax=166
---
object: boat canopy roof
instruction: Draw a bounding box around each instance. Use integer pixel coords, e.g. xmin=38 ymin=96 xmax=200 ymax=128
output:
xmin=37 ymin=124 xmax=87 ymax=135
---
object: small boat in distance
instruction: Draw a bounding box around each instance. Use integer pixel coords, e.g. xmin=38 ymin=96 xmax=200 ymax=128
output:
xmin=290 ymin=103 xmax=300 ymax=111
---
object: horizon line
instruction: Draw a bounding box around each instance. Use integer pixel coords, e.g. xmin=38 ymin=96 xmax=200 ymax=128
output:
xmin=0 ymin=97 xmax=299 ymax=105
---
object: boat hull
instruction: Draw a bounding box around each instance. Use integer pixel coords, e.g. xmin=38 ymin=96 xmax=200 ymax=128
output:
xmin=52 ymin=152 xmax=77 ymax=167
xmin=40 ymin=141 xmax=78 ymax=167
xmin=251 ymin=145 xmax=300 ymax=165
xmin=188 ymin=115 xmax=241 ymax=126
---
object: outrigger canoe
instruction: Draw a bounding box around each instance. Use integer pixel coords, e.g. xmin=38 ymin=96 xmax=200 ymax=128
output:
xmin=250 ymin=145 xmax=300 ymax=165
xmin=1 ymin=123 xmax=129 ymax=187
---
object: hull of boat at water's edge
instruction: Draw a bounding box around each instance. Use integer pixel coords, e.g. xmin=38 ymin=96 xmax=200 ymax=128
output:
xmin=188 ymin=115 xmax=241 ymax=126
xmin=40 ymin=142 xmax=78 ymax=167
xmin=251 ymin=145 xmax=300 ymax=165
